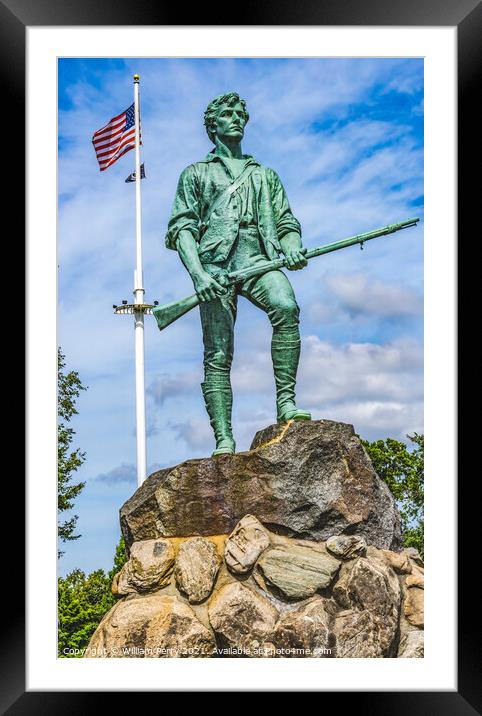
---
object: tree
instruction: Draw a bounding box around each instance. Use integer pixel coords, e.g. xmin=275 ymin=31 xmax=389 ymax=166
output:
xmin=58 ymin=568 xmax=114 ymax=657
xmin=58 ymin=348 xmax=87 ymax=556
xmin=58 ymin=536 xmax=128 ymax=657
xmin=362 ymin=433 xmax=424 ymax=558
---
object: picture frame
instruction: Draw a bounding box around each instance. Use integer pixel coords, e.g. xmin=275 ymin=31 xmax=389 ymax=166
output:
xmin=7 ymin=0 xmax=479 ymax=709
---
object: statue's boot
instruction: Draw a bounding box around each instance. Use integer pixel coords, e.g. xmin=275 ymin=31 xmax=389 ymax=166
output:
xmin=201 ymin=376 xmax=236 ymax=457
xmin=272 ymin=330 xmax=312 ymax=424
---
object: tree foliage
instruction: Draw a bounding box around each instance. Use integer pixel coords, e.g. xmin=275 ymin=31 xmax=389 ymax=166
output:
xmin=58 ymin=536 xmax=128 ymax=657
xmin=58 ymin=348 xmax=87 ymax=555
xmin=57 ymin=568 xmax=114 ymax=657
xmin=362 ymin=433 xmax=424 ymax=557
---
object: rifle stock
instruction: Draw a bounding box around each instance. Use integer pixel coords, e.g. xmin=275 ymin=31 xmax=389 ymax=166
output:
xmin=152 ymin=217 xmax=420 ymax=332
xmin=152 ymin=292 xmax=200 ymax=331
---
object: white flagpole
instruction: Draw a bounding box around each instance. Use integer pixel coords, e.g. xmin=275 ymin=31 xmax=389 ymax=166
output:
xmin=133 ymin=74 xmax=147 ymax=486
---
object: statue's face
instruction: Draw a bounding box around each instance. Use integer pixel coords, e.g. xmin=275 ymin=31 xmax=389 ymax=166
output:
xmin=214 ymin=101 xmax=247 ymax=143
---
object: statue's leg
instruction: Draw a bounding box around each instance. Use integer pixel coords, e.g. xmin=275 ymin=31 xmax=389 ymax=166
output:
xmin=242 ymin=270 xmax=311 ymax=423
xmin=199 ymin=289 xmax=237 ymax=456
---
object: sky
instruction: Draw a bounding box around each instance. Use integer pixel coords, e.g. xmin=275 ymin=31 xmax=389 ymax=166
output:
xmin=58 ymin=57 xmax=424 ymax=576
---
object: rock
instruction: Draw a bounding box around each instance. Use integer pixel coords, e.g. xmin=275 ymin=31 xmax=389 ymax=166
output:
xmin=116 ymin=539 xmax=175 ymax=594
xmin=174 ymin=537 xmax=221 ymax=603
xmin=208 ymin=582 xmax=278 ymax=657
xmin=111 ymin=571 xmax=121 ymax=596
xmin=398 ymin=629 xmax=424 ymax=658
xmin=382 ymin=549 xmax=412 ymax=574
xmin=397 ymin=569 xmax=424 ymax=643
xmin=333 ymin=557 xmax=400 ymax=656
xmin=116 ymin=569 xmax=137 ymax=596
xmin=85 ymin=594 xmax=215 ymax=658
xmin=120 ymin=420 xmax=402 ymax=551
xmin=273 ymin=598 xmax=334 ymax=657
xmin=334 ymin=608 xmax=395 ymax=658
xmin=326 ymin=535 xmax=367 ymax=560
xmin=224 ymin=514 xmax=270 ymax=574
xmin=254 ymin=543 xmax=340 ymax=601
xmin=405 ymin=547 xmax=424 ymax=567
xmin=406 ymin=572 xmax=424 ymax=589
xmin=333 ymin=557 xmax=401 ymax=619
xmin=403 ymin=583 xmax=424 ymax=627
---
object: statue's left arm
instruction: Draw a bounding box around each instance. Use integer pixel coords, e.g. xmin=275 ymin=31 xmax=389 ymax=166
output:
xmin=268 ymin=169 xmax=307 ymax=271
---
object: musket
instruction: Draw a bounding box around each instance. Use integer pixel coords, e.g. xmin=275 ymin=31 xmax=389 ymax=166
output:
xmin=151 ymin=217 xmax=420 ymax=331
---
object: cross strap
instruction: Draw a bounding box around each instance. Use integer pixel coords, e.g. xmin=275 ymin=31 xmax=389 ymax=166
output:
xmin=201 ymin=163 xmax=257 ymax=232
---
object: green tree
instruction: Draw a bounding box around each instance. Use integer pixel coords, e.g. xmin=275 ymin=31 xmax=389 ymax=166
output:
xmin=58 ymin=536 xmax=128 ymax=657
xmin=58 ymin=568 xmax=113 ymax=657
xmin=58 ymin=348 xmax=87 ymax=556
xmin=362 ymin=433 xmax=424 ymax=558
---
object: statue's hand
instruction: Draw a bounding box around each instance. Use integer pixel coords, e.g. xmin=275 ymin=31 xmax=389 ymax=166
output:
xmin=193 ymin=271 xmax=227 ymax=302
xmin=284 ymin=249 xmax=308 ymax=271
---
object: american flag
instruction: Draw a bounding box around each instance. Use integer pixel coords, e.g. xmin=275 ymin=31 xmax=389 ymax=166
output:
xmin=92 ymin=103 xmax=141 ymax=171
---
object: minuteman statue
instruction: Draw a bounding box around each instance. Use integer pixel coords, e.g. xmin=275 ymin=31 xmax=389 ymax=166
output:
xmin=165 ymin=91 xmax=311 ymax=456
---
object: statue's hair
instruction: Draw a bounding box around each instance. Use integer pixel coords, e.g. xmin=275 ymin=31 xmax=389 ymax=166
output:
xmin=204 ymin=92 xmax=249 ymax=144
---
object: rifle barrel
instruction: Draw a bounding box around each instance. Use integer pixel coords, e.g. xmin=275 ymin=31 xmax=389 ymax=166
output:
xmin=304 ymin=218 xmax=420 ymax=260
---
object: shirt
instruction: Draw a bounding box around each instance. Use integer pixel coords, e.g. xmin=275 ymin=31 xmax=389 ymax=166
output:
xmin=164 ymin=151 xmax=302 ymax=265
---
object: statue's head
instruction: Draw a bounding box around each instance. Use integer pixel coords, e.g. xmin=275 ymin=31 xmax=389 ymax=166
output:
xmin=204 ymin=92 xmax=250 ymax=145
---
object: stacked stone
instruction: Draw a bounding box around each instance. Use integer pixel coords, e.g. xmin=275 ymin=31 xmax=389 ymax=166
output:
xmin=86 ymin=515 xmax=424 ymax=658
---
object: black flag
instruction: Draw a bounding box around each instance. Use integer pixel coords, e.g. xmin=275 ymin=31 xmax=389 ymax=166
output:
xmin=125 ymin=163 xmax=146 ymax=183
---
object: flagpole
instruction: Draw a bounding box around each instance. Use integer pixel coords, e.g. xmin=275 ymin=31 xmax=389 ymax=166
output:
xmin=133 ymin=74 xmax=147 ymax=487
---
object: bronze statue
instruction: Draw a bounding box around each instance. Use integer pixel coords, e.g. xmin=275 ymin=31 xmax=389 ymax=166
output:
xmin=164 ymin=91 xmax=311 ymax=456
xmin=159 ymin=91 xmax=420 ymax=457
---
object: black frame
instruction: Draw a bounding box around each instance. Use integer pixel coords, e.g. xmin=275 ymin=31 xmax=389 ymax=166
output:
xmin=6 ymin=0 xmax=480 ymax=711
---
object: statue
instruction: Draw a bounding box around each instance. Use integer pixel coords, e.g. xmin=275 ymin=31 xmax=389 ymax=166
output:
xmin=160 ymin=91 xmax=419 ymax=458
xmin=164 ymin=91 xmax=311 ymax=456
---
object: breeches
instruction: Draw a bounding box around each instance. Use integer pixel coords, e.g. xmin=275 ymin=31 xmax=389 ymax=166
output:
xmin=199 ymin=269 xmax=300 ymax=374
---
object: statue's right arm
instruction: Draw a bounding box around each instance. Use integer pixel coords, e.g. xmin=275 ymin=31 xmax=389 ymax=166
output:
xmin=165 ymin=165 xmax=225 ymax=302
xmin=176 ymin=230 xmax=226 ymax=303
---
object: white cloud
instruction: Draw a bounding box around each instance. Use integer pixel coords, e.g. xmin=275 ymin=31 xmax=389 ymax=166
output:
xmin=231 ymin=335 xmax=423 ymax=442
xmin=148 ymin=370 xmax=201 ymax=405
xmin=95 ymin=462 xmax=137 ymax=485
xmin=150 ymin=335 xmax=423 ymax=445
xmin=323 ymin=272 xmax=422 ymax=318
xmin=299 ymin=335 xmax=423 ymax=405
xmin=95 ymin=461 xmax=163 ymax=485
xmin=313 ymin=399 xmax=423 ymax=442
xmin=170 ymin=418 xmax=214 ymax=455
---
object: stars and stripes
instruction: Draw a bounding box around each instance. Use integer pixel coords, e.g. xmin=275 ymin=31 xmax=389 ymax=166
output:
xmin=92 ymin=103 xmax=141 ymax=171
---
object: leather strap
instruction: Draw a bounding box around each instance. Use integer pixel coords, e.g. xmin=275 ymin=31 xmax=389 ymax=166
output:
xmin=201 ymin=163 xmax=257 ymax=232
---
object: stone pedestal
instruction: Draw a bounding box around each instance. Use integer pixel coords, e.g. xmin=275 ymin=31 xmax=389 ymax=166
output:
xmin=120 ymin=420 xmax=401 ymax=551
xmin=86 ymin=420 xmax=423 ymax=659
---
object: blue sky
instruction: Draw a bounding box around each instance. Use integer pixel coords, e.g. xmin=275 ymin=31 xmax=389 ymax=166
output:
xmin=58 ymin=57 xmax=423 ymax=576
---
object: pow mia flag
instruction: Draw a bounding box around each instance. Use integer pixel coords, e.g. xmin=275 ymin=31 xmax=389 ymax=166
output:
xmin=125 ymin=163 xmax=146 ymax=183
